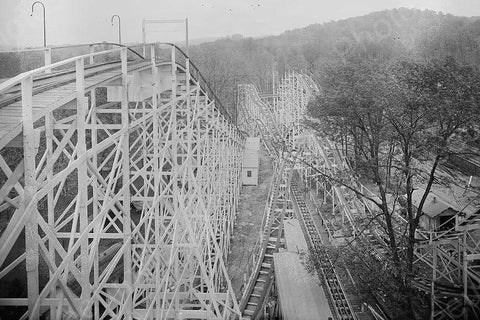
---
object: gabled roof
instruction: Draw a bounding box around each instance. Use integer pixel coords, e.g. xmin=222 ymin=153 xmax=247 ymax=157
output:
xmin=244 ymin=137 xmax=260 ymax=151
xmin=243 ymin=137 xmax=260 ymax=168
xmin=242 ymin=151 xmax=258 ymax=168
xmin=412 ymin=189 xmax=460 ymax=218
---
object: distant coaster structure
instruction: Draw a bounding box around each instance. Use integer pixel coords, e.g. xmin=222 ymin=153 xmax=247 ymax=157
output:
xmin=236 ymin=70 xmax=480 ymax=320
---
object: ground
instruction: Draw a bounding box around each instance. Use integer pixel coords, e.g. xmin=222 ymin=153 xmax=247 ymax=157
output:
xmin=226 ymin=148 xmax=273 ymax=299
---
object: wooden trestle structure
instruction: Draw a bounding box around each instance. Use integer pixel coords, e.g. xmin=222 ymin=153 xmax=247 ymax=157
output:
xmin=0 ymin=40 xmax=478 ymax=320
xmin=0 ymin=43 xmax=242 ymax=319
xmin=237 ymin=70 xmax=480 ymax=320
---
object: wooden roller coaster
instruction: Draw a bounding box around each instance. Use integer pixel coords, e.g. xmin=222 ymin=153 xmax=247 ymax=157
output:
xmin=237 ymin=70 xmax=480 ymax=320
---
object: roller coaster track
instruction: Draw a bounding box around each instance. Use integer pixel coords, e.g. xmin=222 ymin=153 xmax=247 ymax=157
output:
xmin=0 ymin=42 xmax=243 ymax=319
xmin=301 ymin=133 xmax=480 ymax=319
xmin=302 ymin=127 xmax=480 ymax=319
xmin=238 ymin=70 xmax=480 ymax=319
xmin=237 ymin=75 xmax=308 ymax=319
xmin=238 ymin=72 xmax=358 ymax=319
xmin=290 ymin=180 xmax=356 ymax=320
xmin=238 ymin=159 xmax=292 ymax=319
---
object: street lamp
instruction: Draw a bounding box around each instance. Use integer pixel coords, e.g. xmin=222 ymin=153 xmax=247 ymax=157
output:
xmin=111 ymin=14 xmax=121 ymax=44
xmin=31 ymin=1 xmax=46 ymax=47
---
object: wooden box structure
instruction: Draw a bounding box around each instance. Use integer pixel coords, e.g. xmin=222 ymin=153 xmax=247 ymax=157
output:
xmin=242 ymin=137 xmax=260 ymax=186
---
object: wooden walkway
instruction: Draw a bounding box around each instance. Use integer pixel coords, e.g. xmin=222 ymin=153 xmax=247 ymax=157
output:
xmin=275 ymin=219 xmax=333 ymax=319
xmin=0 ymin=61 xmax=150 ymax=149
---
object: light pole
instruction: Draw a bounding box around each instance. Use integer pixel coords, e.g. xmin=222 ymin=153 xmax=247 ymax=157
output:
xmin=111 ymin=14 xmax=121 ymax=44
xmin=31 ymin=1 xmax=46 ymax=47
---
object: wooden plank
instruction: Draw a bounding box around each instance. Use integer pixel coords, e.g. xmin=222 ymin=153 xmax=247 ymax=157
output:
xmin=0 ymin=117 xmax=22 ymax=124
xmin=0 ymin=129 xmax=11 ymax=139
xmin=0 ymin=159 xmax=24 ymax=204
xmin=38 ymin=95 xmax=71 ymax=101
xmin=1 ymin=104 xmax=43 ymax=110
xmin=0 ymin=108 xmax=22 ymax=117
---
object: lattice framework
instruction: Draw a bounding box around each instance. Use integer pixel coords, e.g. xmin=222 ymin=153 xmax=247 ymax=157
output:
xmin=0 ymin=43 xmax=243 ymax=320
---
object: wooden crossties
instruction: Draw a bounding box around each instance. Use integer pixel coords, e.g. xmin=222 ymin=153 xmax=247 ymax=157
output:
xmin=237 ymin=70 xmax=477 ymax=319
xmin=0 ymin=43 xmax=242 ymax=319
xmin=236 ymin=72 xmax=321 ymax=319
xmin=300 ymin=132 xmax=480 ymax=319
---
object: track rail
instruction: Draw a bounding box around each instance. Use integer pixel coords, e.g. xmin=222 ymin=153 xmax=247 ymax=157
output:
xmin=239 ymin=160 xmax=291 ymax=320
xmin=291 ymin=180 xmax=357 ymax=320
xmin=0 ymin=41 xmax=243 ymax=320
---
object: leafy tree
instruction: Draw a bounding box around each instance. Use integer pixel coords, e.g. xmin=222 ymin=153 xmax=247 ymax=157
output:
xmin=306 ymin=56 xmax=480 ymax=318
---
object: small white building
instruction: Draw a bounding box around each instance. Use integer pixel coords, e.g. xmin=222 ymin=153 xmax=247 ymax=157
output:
xmin=242 ymin=137 xmax=260 ymax=186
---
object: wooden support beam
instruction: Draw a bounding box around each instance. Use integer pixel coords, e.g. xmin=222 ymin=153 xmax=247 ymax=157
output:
xmin=75 ymin=57 xmax=91 ymax=318
xmin=22 ymin=75 xmax=40 ymax=320
xmin=121 ymin=47 xmax=133 ymax=318
xmin=0 ymin=42 xmax=244 ymax=320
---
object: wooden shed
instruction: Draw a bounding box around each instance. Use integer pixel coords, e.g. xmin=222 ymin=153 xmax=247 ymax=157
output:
xmin=242 ymin=137 xmax=260 ymax=186
xmin=413 ymin=189 xmax=463 ymax=231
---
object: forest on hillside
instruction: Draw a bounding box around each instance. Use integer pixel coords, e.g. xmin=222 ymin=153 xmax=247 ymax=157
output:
xmin=189 ymin=8 xmax=480 ymax=319
xmin=189 ymin=8 xmax=480 ymax=118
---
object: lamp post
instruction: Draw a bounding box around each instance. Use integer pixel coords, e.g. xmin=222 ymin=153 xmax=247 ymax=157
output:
xmin=111 ymin=14 xmax=121 ymax=44
xmin=31 ymin=1 xmax=46 ymax=47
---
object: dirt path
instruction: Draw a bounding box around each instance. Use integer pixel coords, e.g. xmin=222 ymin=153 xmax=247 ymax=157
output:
xmin=227 ymin=149 xmax=273 ymax=299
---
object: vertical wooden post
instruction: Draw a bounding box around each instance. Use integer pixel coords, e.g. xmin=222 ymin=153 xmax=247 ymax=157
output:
xmin=430 ymin=240 xmax=436 ymax=320
xmin=89 ymin=45 xmax=95 ymax=65
xmin=150 ymin=41 xmax=162 ymax=320
xmin=170 ymin=43 xmax=181 ymax=315
xmin=462 ymin=231 xmax=468 ymax=320
xmin=90 ymin=88 xmax=100 ymax=320
xmin=121 ymin=47 xmax=133 ymax=319
xmin=150 ymin=44 xmax=156 ymax=65
xmin=22 ymin=75 xmax=39 ymax=320
xmin=75 ymin=57 xmax=91 ymax=318
xmin=45 ymin=109 xmax=55 ymax=319
xmin=44 ymin=48 xmax=52 ymax=73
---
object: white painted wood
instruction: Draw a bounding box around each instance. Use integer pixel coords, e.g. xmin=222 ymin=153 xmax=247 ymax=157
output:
xmin=0 ymin=42 xmax=244 ymax=320
xmin=22 ymin=75 xmax=40 ymax=320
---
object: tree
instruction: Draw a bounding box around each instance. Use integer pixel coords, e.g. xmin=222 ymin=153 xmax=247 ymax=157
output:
xmin=306 ymin=56 xmax=480 ymax=318
xmin=388 ymin=57 xmax=480 ymax=277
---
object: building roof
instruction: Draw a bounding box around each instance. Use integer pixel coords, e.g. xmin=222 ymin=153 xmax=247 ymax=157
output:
xmin=245 ymin=137 xmax=260 ymax=151
xmin=411 ymin=188 xmax=461 ymax=218
xmin=242 ymin=138 xmax=260 ymax=168
xmin=243 ymin=137 xmax=260 ymax=168
xmin=242 ymin=150 xmax=258 ymax=168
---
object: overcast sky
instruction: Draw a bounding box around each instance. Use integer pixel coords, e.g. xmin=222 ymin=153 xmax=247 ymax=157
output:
xmin=1 ymin=0 xmax=480 ymax=49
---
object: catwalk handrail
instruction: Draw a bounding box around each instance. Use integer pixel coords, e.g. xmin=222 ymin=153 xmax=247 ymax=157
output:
xmin=0 ymin=42 xmax=143 ymax=56
xmin=0 ymin=42 xmax=242 ymax=136
xmin=0 ymin=44 xmax=145 ymax=94
xmin=155 ymin=42 xmax=234 ymax=124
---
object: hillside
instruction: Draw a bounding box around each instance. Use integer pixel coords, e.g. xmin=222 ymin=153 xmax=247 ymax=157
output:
xmin=189 ymin=8 xmax=480 ymax=116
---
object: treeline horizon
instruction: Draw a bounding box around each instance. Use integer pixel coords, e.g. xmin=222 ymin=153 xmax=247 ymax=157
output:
xmin=189 ymin=7 xmax=480 ymax=116
xmin=189 ymin=7 xmax=480 ymax=319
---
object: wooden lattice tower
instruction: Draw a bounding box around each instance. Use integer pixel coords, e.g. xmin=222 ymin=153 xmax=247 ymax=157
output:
xmin=301 ymin=121 xmax=480 ymax=320
xmin=0 ymin=43 xmax=242 ymax=319
xmin=239 ymin=70 xmax=480 ymax=319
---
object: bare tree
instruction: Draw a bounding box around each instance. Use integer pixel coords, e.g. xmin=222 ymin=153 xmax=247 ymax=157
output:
xmin=307 ymin=56 xmax=480 ymax=318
